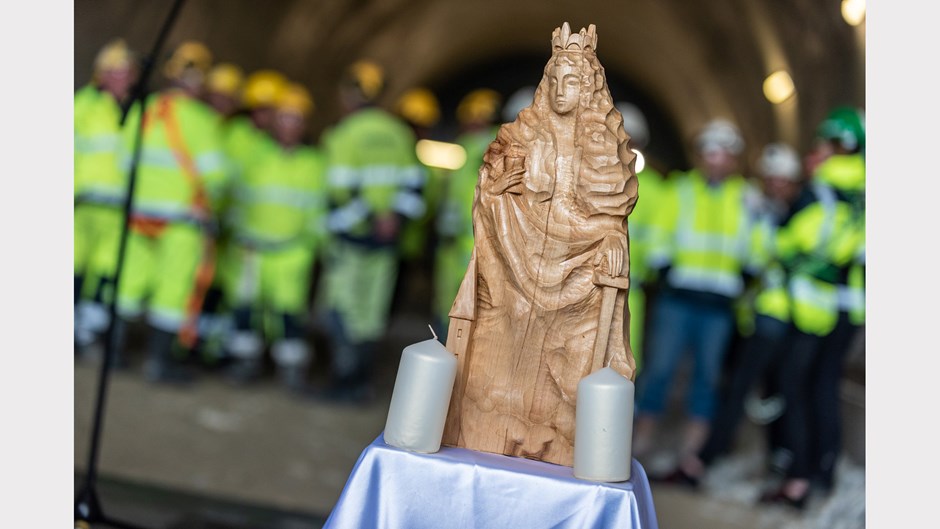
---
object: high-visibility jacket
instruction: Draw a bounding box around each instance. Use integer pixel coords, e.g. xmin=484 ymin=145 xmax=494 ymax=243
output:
xmin=816 ymin=153 xmax=866 ymax=325
xmin=121 ymin=89 xmax=229 ymax=224
xmin=400 ymin=163 xmax=445 ymax=261
xmin=433 ymin=127 xmax=496 ymax=322
xmin=437 ymin=128 xmax=496 ymax=255
xmin=321 ymin=107 xmax=426 ymax=244
xmin=623 ymin=165 xmax=665 ymax=367
xmin=750 ymin=207 xmax=791 ymax=324
xmin=74 ymin=85 xmax=126 ymax=207
xmin=223 ymin=114 xmax=277 ymax=181
xmin=227 ymin=144 xmax=327 ymax=251
xmin=223 ymin=143 xmax=327 ymax=326
xmin=776 ymin=181 xmax=862 ymax=336
xmin=627 ymin=166 xmax=665 ymax=286
xmin=648 ymin=170 xmax=761 ymax=299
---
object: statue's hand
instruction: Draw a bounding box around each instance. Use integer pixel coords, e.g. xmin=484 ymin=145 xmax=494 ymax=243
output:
xmin=593 ymin=234 xmax=627 ymax=277
xmin=487 ymin=155 xmax=526 ymax=195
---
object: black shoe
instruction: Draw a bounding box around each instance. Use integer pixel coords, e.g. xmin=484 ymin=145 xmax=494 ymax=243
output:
xmin=279 ymin=366 xmax=310 ymax=395
xmin=651 ymin=467 xmax=701 ymax=490
xmin=225 ymin=359 xmax=264 ymax=386
xmin=306 ymin=381 xmax=375 ymax=406
xmin=810 ymin=475 xmax=835 ymax=496
xmin=143 ymin=327 xmax=194 ymax=386
xmin=77 ymin=340 xmax=130 ymax=370
xmin=143 ymin=357 xmax=195 ymax=385
xmin=758 ymin=486 xmax=809 ymax=511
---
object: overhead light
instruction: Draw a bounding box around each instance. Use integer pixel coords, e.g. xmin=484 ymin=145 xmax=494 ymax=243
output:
xmin=416 ymin=140 xmax=467 ymax=170
xmin=631 ymin=149 xmax=646 ymax=173
xmin=842 ymin=0 xmax=866 ymax=26
xmin=763 ymin=70 xmax=795 ymax=104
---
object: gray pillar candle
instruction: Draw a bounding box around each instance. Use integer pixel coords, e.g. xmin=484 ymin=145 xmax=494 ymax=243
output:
xmin=383 ymin=338 xmax=458 ymax=453
xmin=573 ymin=367 xmax=635 ymax=482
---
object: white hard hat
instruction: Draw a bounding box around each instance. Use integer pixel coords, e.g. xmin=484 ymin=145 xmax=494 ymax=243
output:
xmin=503 ymin=86 xmax=536 ymax=122
xmin=696 ymin=118 xmax=745 ymax=156
xmin=758 ymin=143 xmax=801 ymax=181
xmin=615 ymin=102 xmax=649 ymax=149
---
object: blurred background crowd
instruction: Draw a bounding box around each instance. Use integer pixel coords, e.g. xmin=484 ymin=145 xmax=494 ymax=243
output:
xmin=74 ymin=0 xmax=866 ymax=525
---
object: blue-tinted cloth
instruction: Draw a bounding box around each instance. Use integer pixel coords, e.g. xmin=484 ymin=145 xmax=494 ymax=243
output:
xmin=324 ymin=434 xmax=659 ymax=529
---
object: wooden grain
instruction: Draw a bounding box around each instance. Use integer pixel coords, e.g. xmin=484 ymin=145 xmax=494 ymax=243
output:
xmin=442 ymin=22 xmax=639 ymax=467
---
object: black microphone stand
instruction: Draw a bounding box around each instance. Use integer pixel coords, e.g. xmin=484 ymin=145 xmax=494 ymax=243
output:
xmin=75 ymin=1 xmax=187 ymax=526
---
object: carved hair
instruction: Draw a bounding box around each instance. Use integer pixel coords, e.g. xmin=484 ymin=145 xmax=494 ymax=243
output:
xmin=517 ymin=44 xmax=637 ymax=216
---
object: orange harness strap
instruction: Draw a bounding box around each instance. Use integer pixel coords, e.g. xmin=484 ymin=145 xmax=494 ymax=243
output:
xmin=129 ymin=215 xmax=169 ymax=237
xmin=148 ymin=94 xmax=217 ymax=349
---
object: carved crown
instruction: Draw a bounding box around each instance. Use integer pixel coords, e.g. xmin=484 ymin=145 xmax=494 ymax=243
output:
xmin=551 ymin=22 xmax=598 ymax=52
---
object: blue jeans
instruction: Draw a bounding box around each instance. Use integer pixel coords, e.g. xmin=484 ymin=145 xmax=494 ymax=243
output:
xmin=635 ymin=290 xmax=735 ymax=420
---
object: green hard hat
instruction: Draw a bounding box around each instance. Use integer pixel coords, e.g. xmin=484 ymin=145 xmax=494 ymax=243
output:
xmin=816 ymin=106 xmax=865 ymax=152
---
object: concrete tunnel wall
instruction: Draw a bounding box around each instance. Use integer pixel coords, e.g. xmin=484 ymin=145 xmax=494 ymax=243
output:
xmin=75 ymin=0 xmax=865 ymax=173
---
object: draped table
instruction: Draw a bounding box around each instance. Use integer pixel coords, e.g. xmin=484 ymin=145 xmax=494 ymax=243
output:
xmin=323 ymin=434 xmax=658 ymax=529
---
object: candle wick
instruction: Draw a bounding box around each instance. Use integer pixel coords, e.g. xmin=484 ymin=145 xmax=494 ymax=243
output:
xmin=428 ymin=324 xmax=438 ymax=341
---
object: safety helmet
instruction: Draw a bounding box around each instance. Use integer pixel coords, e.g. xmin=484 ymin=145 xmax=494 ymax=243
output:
xmin=457 ymin=88 xmax=502 ymax=126
xmin=395 ymin=88 xmax=441 ymax=128
xmin=816 ymin=106 xmax=865 ymax=152
xmin=615 ymin=102 xmax=650 ymax=149
xmin=206 ymin=63 xmax=245 ymax=98
xmin=243 ymin=70 xmax=288 ymax=109
xmin=695 ymin=118 xmax=745 ymax=156
xmin=93 ymin=39 xmax=135 ymax=77
xmin=502 ymin=86 xmax=536 ymax=122
xmin=163 ymin=40 xmax=212 ymax=82
xmin=275 ymin=82 xmax=315 ymax=118
xmin=344 ymin=60 xmax=385 ymax=102
xmin=757 ymin=143 xmax=801 ymax=181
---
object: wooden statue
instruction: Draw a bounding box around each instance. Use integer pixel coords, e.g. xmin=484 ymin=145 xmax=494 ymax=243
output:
xmin=442 ymin=22 xmax=639 ymax=467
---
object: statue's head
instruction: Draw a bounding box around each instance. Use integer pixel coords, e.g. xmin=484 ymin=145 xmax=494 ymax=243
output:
xmin=520 ymin=22 xmax=610 ymax=128
xmin=548 ymin=54 xmax=582 ymax=115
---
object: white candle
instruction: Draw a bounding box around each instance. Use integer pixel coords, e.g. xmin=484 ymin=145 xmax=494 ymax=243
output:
xmin=573 ymin=367 xmax=635 ymax=482
xmin=383 ymin=338 xmax=458 ymax=453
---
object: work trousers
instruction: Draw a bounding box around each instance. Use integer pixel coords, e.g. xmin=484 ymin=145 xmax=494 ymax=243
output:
xmin=776 ymin=312 xmax=856 ymax=483
xmin=635 ymin=290 xmax=736 ymax=420
xmin=698 ymin=314 xmax=789 ymax=464
xmin=117 ymin=222 xmax=205 ymax=333
xmin=318 ymin=239 xmax=398 ymax=379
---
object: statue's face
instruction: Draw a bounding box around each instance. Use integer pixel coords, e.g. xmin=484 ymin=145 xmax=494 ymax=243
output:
xmin=549 ymin=59 xmax=580 ymax=115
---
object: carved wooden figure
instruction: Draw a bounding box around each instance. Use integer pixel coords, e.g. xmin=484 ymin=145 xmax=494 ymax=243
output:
xmin=442 ymin=22 xmax=639 ymax=467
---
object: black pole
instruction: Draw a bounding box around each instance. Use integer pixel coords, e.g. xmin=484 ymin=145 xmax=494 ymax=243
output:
xmin=75 ymin=1 xmax=188 ymax=527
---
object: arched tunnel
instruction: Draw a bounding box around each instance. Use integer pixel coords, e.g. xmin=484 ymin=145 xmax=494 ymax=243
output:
xmin=73 ymin=1 xmax=867 ymax=526
xmin=75 ymin=0 xmax=865 ymax=173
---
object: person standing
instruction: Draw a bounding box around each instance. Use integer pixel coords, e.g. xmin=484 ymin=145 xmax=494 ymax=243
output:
xmin=615 ymin=101 xmax=664 ymax=371
xmin=314 ymin=60 xmax=426 ymax=403
xmin=197 ymin=61 xmax=247 ymax=363
xmin=432 ymin=88 xmax=501 ymax=338
xmin=225 ymin=69 xmax=287 ymax=175
xmin=223 ymin=83 xmax=326 ymax=393
xmin=115 ymin=41 xmax=229 ymax=384
xmin=392 ymin=86 xmax=444 ymax=312
xmin=654 ymin=142 xmax=804 ymax=487
xmin=74 ymin=39 xmax=138 ymax=359
xmin=633 ymin=119 xmax=764 ymax=462
xmin=760 ymin=107 xmax=865 ymax=508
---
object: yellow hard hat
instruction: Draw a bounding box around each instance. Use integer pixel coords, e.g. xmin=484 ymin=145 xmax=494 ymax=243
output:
xmin=243 ymin=70 xmax=288 ymax=109
xmin=93 ymin=38 xmax=135 ymax=76
xmin=163 ymin=40 xmax=212 ymax=82
xmin=457 ymin=88 xmax=502 ymax=126
xmin=395 ymin=88 xmax=440 ymax=128
xmin=276 ymin=82 xmax=314 ymax=117
xmin=345 ymin=60 xmax=385 ymax=102
xmin=207 ymin=63 xmax=245 ymax=98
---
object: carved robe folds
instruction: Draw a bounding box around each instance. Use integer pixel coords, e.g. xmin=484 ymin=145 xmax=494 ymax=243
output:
xmin=442 ymin=23 xmax=638 ymax=467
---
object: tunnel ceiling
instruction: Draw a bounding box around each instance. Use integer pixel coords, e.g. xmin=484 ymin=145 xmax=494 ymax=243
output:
xmin=75 ymin=0 xmax=865 ymax=172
